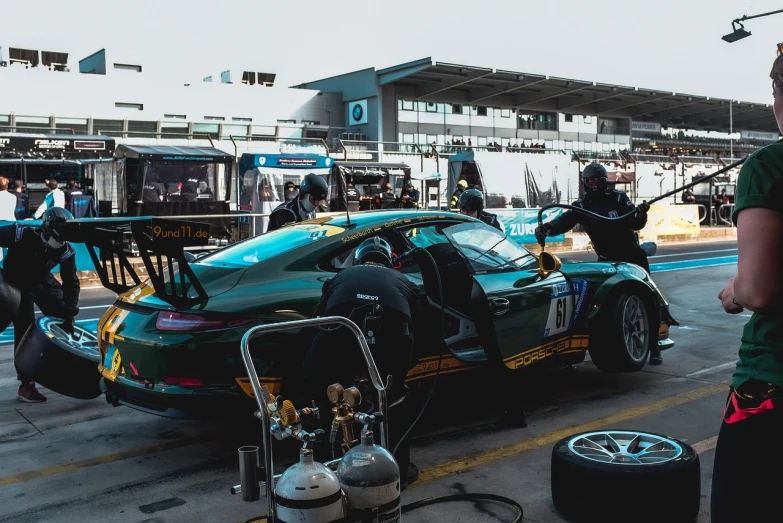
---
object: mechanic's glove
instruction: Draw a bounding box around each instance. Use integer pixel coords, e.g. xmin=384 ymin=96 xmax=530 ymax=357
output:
xmin=534 ymin=224 xmax=551 ymax=247
xmin=61 ymin=317 xmax=75 ymax=335
xmin=636 ymin=201 xmax=650 ymax=216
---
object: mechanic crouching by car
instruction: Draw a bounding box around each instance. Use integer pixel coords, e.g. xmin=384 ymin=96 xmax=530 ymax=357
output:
xmin=0 ymin=208 xmax=80 ymax=402
xmin=400 ymin=181 xmax=420 ymax=209
xmin=296 ymin=236 xmax=424 ymax=489
xmin=458 ymin=188 xmax=505 ymax=233
xmin=534 ymin=163 xmax=660 ymax=364
xmin=267 ymin=173 xmax=329 ymax=232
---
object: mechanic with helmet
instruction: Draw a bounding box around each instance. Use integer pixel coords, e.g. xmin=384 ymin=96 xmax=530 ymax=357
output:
xmin=450 ymin=179 xmax=469 ymax=209
xmin=400 ymin=180 xmax=420 ymax=209
xmin=458 ymin=188 xmax=505 ymax=233
xmin=267 ymin=173 xmax=329 ymax=232
xmin=283 ymin=181 xmax=298 ymax=202
xmin=297 ymin=236 xmax=424 ymax=489
xmin=0 ymin=207 xmax=80 ymax=402
xmin=534 ymin=163 xmax=660 ymax=364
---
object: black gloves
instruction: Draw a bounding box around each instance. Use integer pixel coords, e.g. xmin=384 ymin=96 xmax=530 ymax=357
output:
xmin=636 ymin=201 xmax=650 ymax=215
xmin=534 ymin=224 xmax=551 ymax=247
xmin=62 ymin=317 xmax=75 ymax=336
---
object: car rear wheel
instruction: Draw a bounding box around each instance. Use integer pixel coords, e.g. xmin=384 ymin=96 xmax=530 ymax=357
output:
xmin=14 ymin=316 xmax=102 ymax=400
xmin=589 ymin=292 xmax=651 ymax=372
xmin=551 ymin=430 xmax=700 ymax=522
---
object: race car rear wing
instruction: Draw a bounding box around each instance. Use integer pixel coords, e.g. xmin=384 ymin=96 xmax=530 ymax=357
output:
xmin=66 ymin=217 xmax=210 ymax=309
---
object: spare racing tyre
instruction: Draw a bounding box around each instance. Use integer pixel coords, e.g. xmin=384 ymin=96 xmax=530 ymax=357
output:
xmin=14 ymin=316 xmax=101 ymax=400
xmin=551 ymin=430 xmax=700 ymax=522
xmin=0 ymin=269 xmax=21 ymax=333
xmin=589 ymin=291 xmax=654 ymax=372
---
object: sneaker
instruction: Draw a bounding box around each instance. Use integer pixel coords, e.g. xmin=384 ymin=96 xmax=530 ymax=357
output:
xmin=17 ymin=382 xmax=47 ymax=403
xmin=649 ymin=351 xmax=663 ymax=366
xmin=401 ymin=463 xmax=419 ymax=491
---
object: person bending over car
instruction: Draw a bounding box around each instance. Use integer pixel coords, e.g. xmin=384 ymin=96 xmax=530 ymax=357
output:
xmin=0 ymin=207 xmax=80 ymax=402
xmin=534 ymin=163 xmax=660 ymax=364
xmin=297 ymin=236 xmax=424 ymax=489
xmin=458 ymin=188 xmax=504 ymax=233
xmin=267 ymin=173 xmax=329 ymax=232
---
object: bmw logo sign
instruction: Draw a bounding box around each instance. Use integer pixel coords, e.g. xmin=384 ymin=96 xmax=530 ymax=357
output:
xmin=352 ymin=104 xmax=363 ymax=122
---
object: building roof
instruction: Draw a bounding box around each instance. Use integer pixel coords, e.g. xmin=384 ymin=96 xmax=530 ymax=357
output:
xmin=116 ymin=144 xmax=233 ymax=159
xmin=315 ymin=57 xmax=779 ymax=133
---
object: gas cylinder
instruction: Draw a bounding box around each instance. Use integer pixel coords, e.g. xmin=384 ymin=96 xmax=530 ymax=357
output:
xmin=337 ymin=429 xmax=401 ymax=523
xmin=274 ymin=447 xmax=347 ymax=523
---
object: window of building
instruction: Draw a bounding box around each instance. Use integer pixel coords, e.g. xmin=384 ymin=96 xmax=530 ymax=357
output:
xmin=401 ymin=100 xmax=414 ymax=111
xmin=251 ymin=125 xmax=276 ymax=137
xmin=93 ymin=119 xmax=123 ymax=136
xmin=452 ymin=104 xmax=463 ymax=114
xmin=128 ymin=120 xmax=157 ymax=138
xmin=204 ymin=116 xmax=225 ymax=121
xmin=476 ymin=106 xmax=488 ymax=117
xmin=55 ymin=117 xmax=88 ymax=134
xmin=302 ymin=120 xmax=321 ymax=125
xmin=114 ymin=63 xmax=142 ymax=72
xmin=15 ymin=115 xmax=51 ymax=131
xmin=425 ymin=102 xmax=437 ymax=113
xmin=9 ymin=48 xmax=39 ymax=68
xmin=402 ymin=134 xmax=414 ymax=143
xmin=500 ymin=108 xmax=511 ymax=118
xmin=565 ymin=114 xmax=574 ymax=122
xmin=164 ymin=114 xmax=186 ymax=119
xmin=193 ymin=123 xmax=220 ymax=139
xmin=477 ymin=137 xmax=488 ymax=146
xmin=116 ymin=102 xmax=143 ymax=110
xmin=223 ymin=124 xmax=249 ymax=139
xmin=161 ymin=121 xmax=188 ymax=136
xmin=277 ymin=119 xmax=296 ymax=124
xmin=233 ymin=117 xmax=252 ymax=122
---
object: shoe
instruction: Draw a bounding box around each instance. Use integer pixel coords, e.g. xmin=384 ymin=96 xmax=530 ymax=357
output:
xmin=401 ymin=463 xmax=419 ymax=491
xmin=17 ymin=382 xmax=47 ymax=403
xmin=649 ymin=351 xmax=663 ymax=366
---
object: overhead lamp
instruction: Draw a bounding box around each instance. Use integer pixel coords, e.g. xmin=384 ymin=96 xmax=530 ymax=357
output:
xmin=722 ymin=21 xmax=751 ymax=43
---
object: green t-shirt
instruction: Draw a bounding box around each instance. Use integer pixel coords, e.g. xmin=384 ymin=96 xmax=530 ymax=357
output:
xmin=730 ymin=140 xmax=783 ymax=388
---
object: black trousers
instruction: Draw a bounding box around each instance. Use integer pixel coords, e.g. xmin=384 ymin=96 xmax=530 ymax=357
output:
xmin=14 ymin=274 xmax=67 ymax=384
xmin=711 ymin=389 xmax=783 ymax=522
xmin=600 ymin=245 xmax=651 ymax=276
xmin=296 ymin=315 xmax=414 ymax=480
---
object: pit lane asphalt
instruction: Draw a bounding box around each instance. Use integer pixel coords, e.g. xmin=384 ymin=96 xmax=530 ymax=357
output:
xmin=0 ymin=240 xmax=741 ymax=522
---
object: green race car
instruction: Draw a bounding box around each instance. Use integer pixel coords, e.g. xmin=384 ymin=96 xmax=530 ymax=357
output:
xmin=54 ymin=210 xmax=678 ymax=419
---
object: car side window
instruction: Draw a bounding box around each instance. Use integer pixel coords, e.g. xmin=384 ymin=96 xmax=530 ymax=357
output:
xmin=443 ymin=223 xmax=538 ymax=273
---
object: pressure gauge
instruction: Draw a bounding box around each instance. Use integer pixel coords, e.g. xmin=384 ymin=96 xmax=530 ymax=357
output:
xmin=344 ymin=387 xmax=362 ymax=408
xmin=327 ymin=383 xmax=344 ymax=404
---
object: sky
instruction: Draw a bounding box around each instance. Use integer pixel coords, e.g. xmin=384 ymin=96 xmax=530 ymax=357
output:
xmin=2 ymin=0 xmax=782 ymax=105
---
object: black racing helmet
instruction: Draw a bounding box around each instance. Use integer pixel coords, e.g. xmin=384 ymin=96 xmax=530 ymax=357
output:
xmin=354 ymin=236 xmax=393 ymax=267
xmin=582 ymin=163 xmax=608 ymax=192
xmin=458 ymin=188 xmax=484 ymax=213
xmin=300 ymin=173 xmax=328 ymax=200
xmin=42 ymin=207 xmax=73 ymax=243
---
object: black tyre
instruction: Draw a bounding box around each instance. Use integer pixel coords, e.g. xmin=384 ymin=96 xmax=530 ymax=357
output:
xmin=589 ymin=292 xmax=652 ymax=372
xmin=0 ymin=269 xmax=21 ymax=333
xmin=551 ymin=430 xmax=700 ymax=522
xmin=14 ymin=316 xmax=102 ymax=400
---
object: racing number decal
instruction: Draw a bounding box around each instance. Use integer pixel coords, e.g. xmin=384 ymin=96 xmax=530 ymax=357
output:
xmin=544 ymin=280 xmax=590 ymax=338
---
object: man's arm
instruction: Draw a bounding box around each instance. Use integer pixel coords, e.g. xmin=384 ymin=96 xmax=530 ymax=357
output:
xmin=617 ymin=192 xmax=647 ymax=230
xmin=546 ymin=207 xmax=581 ymax=236
xmin=34 ymin=192 xmax=52 ymax=219
xmin=60 ymin=247 xmax=81 ymax=318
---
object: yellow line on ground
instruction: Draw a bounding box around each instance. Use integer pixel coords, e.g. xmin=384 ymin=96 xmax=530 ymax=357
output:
xmin=691 ymin=435 xmax=719 ymax=454
xmin=412 ymin=381 xmax=727 ymax=488
xmin=0 ymin=436 xmax=211 ymax=488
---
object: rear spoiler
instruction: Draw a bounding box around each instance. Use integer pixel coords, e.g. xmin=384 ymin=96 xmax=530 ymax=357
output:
xmin=65 ymin=217 xmax=210 ymax=309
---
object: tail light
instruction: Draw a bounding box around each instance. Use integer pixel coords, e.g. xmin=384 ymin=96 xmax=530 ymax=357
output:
xmin=163 ymin=376 xmax=204 ymax=387
xmin=156 ymin=312 xmax=254 ymax=331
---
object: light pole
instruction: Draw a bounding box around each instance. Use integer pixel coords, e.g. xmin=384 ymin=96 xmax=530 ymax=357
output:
xmin=721 ymin=8 xmax=783 ymax=42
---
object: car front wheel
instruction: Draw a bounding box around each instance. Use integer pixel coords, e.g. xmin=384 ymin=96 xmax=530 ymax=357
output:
xmin=589 ymin=292 xmax=652 ymax=372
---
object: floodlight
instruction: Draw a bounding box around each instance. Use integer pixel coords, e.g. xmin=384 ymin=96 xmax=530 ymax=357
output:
xmin=722 ymin=21 xmax=751 ymax=43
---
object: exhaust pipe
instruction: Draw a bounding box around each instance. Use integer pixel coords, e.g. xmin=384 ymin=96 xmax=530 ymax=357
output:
xmin=238 ymin=446 xmax=261 ymax=502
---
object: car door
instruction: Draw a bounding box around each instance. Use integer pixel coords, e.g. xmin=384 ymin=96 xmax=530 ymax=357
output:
xmin=441 ymin=223 xmax=586 ymax=371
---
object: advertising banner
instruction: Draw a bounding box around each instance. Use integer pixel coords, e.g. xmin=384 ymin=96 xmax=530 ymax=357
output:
xmin=491 ymin=207 xmax=566 ymax=244
xmin=640 ymin=204 xmax=700 ymax=238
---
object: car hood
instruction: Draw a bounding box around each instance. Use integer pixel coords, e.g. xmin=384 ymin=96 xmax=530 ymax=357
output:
xmin=117 ymin=263 xmax=247 ymax=310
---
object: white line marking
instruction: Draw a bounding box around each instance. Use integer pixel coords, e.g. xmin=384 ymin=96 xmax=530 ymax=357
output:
xmin=653 ymin=261 xmax=738 ymax=273
xmin=34 ymin=304 xmax=112 ymax=314
xmin=686 ymin=362 xmax=736 ymax=378
xmin=553 ymin=237 xmax=736 ymax=255
xmin=650 ymin=248 xmax=737 ymax=259
xmin=691 ymin=435 xmax=719 ymax=454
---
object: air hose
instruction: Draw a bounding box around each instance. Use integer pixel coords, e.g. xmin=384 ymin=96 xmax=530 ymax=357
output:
xmin=402 ymin=492 xmax=524 ymax=521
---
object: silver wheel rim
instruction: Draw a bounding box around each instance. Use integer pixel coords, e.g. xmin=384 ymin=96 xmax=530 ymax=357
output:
xmin=568 ymin=431 xmax=682 ymax=465
xmin=622 ymin=296 xmax=648 ymax=362
xmin=39 ymin=317 xmax=100 ymax=361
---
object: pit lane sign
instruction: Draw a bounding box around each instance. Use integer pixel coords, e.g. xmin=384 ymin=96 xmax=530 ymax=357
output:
xmin=0 ymin=135 xmax=115 ymax=155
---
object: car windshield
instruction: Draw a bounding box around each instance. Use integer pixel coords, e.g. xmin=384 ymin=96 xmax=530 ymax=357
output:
xmin=444 ymin=222 xmax=537 ymax=272
xmin=196 ymin=222 xmax=346 ymax=268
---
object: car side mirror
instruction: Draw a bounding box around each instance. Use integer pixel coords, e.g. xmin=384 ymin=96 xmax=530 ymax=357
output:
xmin=538 ymin=251 xmax=562 ymax=279
xmin=183 ymin=251 xmax=197 ymax=263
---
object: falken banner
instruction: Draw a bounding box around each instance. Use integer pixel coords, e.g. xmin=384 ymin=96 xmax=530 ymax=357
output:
xmin=490 ymin=207 xmax=566 ymax=244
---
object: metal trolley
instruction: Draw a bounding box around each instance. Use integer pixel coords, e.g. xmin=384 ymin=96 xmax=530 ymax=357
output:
xmin=238 ymin=316 xmax=392 ymax=522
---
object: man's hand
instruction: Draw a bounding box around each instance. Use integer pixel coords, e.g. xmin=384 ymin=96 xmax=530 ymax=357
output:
xmin=718 ymin=277 xmax=744 ymax=314
xmin=636 ymin=201 xmax=650 ymax=215
xmin=534 ymin=224 xmax=550 ymax=247
xmin=61 ymin=317 xmax=75 ymax=336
